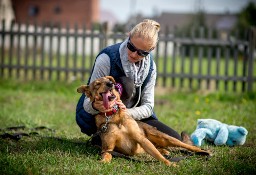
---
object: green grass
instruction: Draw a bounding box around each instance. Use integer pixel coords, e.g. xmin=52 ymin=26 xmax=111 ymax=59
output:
xmin=0 ymin=79 xmax=256 ymax=174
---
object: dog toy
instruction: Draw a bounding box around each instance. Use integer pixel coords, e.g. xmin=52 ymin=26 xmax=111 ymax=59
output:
xmin=191 ymin=119 xmax=248 ymax=146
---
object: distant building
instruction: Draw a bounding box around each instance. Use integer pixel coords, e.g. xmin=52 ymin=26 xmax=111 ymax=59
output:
xmin=127 ymin=12 xmax=238 ymax=37
xmin=100 ymin=9 xmax=118 ymax=31
xmin=11 ymin=0 xmax=99 ymax=29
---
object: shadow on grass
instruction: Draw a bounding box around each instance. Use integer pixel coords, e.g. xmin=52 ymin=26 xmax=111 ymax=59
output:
xmin=0 ymin=135 xmax=101 ymax=174
xmin=0 ymin=135 xmax=100 ymax=156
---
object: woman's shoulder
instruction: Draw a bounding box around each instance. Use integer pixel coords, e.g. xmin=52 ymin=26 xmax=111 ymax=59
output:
xmin=95 ymin=53 xmax=110 ymax=64
xmin=104 ymin=42 xmax=123 ymax=51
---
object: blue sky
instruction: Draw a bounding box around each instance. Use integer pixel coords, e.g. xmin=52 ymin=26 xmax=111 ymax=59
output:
xmin=100 ymin=0 xmax=255 ymax=22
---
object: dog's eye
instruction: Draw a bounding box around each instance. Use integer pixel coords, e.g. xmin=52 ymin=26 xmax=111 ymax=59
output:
xmin=94 ymin=81 xmax=101 ymax=89
xmin=106 ymin=81 xmax=113 ymax=88
xmin=95 ymin=84 xmax=101 ymax=89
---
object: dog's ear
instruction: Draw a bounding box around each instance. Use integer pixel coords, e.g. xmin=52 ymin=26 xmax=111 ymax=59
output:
xmin=106 ymin=76 xmax=116 ymax=84
xmin=77 ymin=85 xmax=87 ymax=93
xmin=77 ymin=85 xmax=91 ymax=96
xmin=115 ymin=76 xmax=134 ymax=106
xmin=77 ymin=85 xmax=92 ymax=98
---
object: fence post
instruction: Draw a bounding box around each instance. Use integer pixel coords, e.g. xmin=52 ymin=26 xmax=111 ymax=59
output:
xmin=247 ymin=27 xmax=256 ymax=92
xmin=7 ymin=20 xmax=14 ymax=77
xmin=171 ymin=26 xmax=177 ymax=88
xmin=102 ymin=22 xmax=108 ymax=48
xmin=162 ymin=25 xmax=169 ymax=87
xmin=65 ymin=22 xmax=70 ymax=81
xmin=32 ymin=21 xmax=38 ymax=80
xmin=0 ymin=19 xmax=5 ymax=77
xmin=73 ymin=23 xmax=78 ymax=77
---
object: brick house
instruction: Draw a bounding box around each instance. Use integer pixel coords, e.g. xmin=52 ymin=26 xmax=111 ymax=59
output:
xmin=11 ymin=0 xmax=99 ymax=29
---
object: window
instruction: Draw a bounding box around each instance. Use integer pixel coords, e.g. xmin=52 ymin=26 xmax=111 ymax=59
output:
xmin=54 ymin=6 xmax=61 ymax=14
xmin=28 ymin=5 xmax=39 ymax=16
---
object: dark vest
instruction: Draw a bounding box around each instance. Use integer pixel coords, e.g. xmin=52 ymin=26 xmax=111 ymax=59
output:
xmin=76 ymin=42 xmax=155 ymax=136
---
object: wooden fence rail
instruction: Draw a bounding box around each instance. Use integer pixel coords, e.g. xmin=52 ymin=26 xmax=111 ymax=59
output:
xmin=0 ymin=20 xmax=255 ymax=92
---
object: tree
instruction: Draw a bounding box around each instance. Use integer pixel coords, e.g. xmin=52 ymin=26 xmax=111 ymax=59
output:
xmin=235 ymin=2 xmax=256 ymax=38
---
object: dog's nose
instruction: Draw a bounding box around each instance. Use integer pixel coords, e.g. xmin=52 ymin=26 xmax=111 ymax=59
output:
xmin=106 ymin=81 xmax=113 ymax=88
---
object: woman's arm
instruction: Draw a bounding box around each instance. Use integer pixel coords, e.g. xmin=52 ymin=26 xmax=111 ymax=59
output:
xmin=83 ymin=53 xmax=110 ymax=114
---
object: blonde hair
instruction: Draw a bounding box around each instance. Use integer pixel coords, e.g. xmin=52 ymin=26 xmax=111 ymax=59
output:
xmin=130 ymin=19 xmax=160 ymax=47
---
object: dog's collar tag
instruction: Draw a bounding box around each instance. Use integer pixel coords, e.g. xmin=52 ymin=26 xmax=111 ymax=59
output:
xmin=104 ymin=104 xmax=119 ymax=116
xmin=100 ymin=115 xmax=112 ymax=133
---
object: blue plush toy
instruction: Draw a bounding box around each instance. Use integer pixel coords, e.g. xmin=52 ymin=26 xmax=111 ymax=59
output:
xmin=191 ymin=119 xmax=248 ymax=146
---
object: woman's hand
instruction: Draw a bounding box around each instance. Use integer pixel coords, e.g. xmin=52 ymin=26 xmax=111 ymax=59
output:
xmin=115 ymin=100 xmax=126 ymax=111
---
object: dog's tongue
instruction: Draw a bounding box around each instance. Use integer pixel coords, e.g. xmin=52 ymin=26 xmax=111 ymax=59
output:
xmin=102 ymin=91 xmax=112 ymax=109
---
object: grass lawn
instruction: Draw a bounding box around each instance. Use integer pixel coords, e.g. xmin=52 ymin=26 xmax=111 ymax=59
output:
xmin=0 ymin=79 xmax=256 ymax=175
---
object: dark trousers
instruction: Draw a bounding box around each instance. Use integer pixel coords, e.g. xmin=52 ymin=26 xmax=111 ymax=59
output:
xmin=141 ymin=117 xmax=182 ymax=140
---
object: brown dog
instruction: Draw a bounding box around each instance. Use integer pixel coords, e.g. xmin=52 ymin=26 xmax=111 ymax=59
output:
xmin=77 ymin=76 xmax=210 ymax=166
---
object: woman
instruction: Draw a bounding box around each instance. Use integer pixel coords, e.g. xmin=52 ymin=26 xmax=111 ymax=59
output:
xmin=76 ymin=19 xmax=189 ymax=145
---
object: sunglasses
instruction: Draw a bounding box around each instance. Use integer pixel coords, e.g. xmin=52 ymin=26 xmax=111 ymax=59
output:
xmin=127 ymin=38 xmax=151 ymax=57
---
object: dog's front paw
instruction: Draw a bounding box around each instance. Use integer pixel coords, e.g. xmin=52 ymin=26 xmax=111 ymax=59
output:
xmin=100 ymin=158 xmax=111 ymax=163
xmin=100 ymin=152 xmax=112 ymax=163
xmin=164 ymin=160 xmax=178 ymax=167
